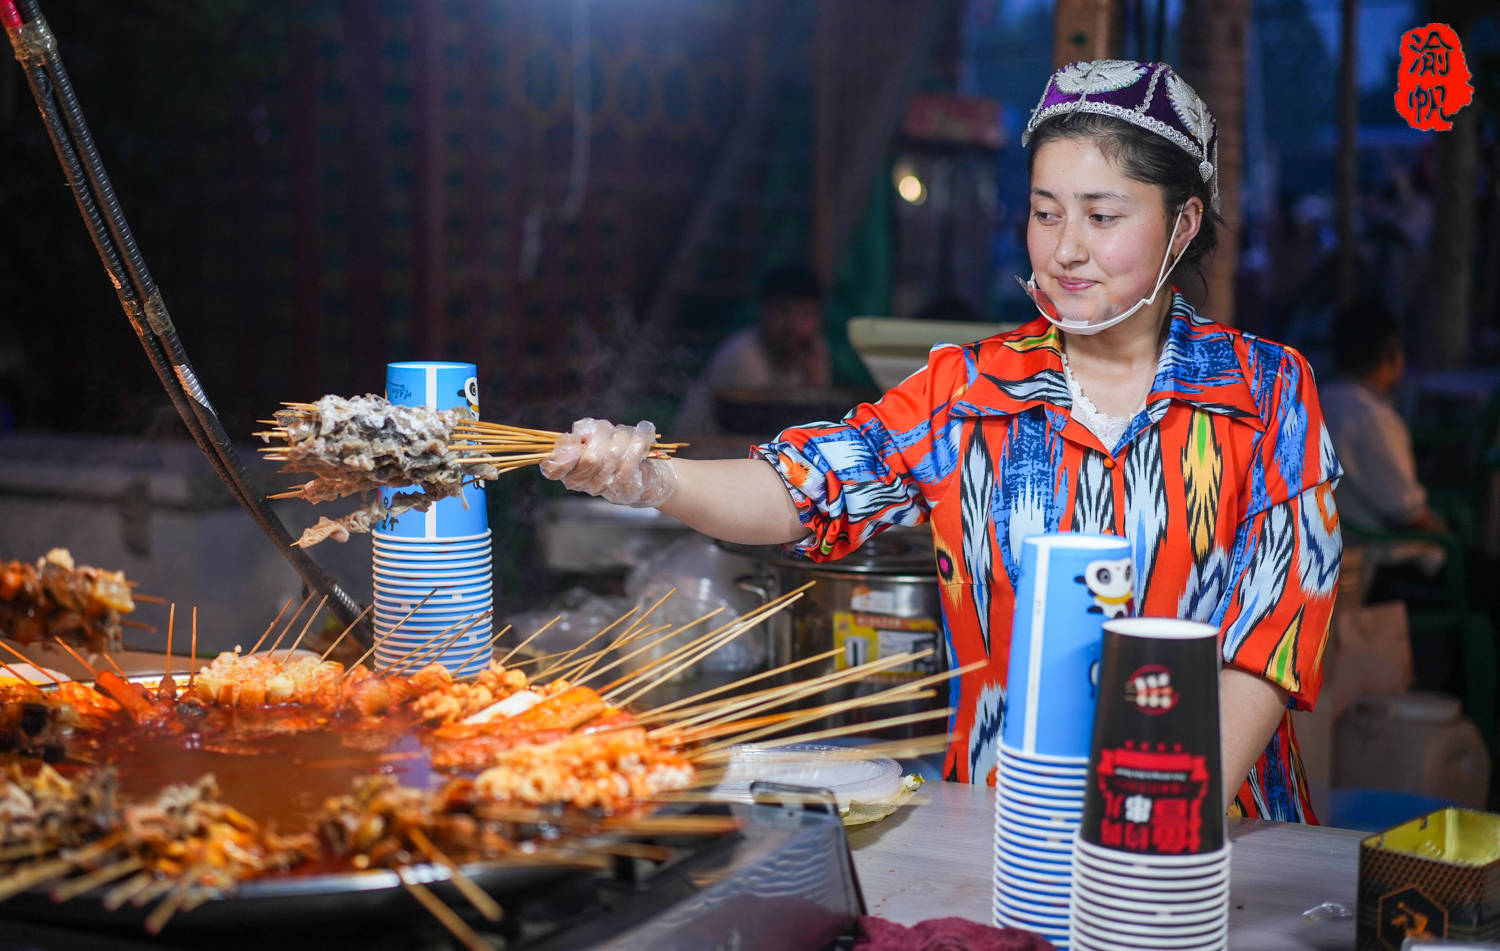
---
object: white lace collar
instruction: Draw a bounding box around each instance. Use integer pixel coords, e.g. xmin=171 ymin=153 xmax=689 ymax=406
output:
xmin=1059 ymin=349 xmax=1144 ymax=452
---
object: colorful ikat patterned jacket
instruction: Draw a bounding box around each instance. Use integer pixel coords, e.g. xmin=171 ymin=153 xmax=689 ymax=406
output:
xmin=753 ymin=294 xmax=1342 ymax=822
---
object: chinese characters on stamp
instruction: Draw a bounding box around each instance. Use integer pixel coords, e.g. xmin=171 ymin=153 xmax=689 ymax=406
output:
xmin=1395 ymin=23 xmax=1474 ymax=132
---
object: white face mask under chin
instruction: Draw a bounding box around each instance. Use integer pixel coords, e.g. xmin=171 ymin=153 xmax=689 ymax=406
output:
xmin=1018 ymin=208 xmax=1190 ymax=336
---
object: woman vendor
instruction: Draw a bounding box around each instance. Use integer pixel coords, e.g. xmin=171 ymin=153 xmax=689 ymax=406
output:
xmin=541 ymin=60 xmax=1342 ymax=823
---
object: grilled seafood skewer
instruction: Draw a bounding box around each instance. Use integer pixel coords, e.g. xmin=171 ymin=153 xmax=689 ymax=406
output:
xmin=256 ymin=395 xmax=682 ymax=547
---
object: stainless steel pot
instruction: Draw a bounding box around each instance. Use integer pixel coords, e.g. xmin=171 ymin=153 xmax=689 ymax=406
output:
xmin=723 ymin=525 xmax=947 ymax=740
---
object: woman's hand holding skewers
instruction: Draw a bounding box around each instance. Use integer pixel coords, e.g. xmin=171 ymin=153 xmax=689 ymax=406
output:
xmin=540 ymin=419 xmax=679 ymax=508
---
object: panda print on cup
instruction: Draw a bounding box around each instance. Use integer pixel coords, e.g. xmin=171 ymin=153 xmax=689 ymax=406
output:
xmin=456 ymin=377 xmax=480 ymax=419
xmin=1075 ymin=557 xmax=1134 ymax=619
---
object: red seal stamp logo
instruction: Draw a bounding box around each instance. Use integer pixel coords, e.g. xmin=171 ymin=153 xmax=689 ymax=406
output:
xmin=1395 ymin=23 xmax=1474 ymax=131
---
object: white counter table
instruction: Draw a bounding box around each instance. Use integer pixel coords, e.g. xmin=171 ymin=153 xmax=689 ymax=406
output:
xmin=847 ymin=781 xmax=1363 ymax=950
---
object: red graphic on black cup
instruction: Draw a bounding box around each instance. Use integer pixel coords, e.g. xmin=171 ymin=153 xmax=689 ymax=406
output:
xmin=1092 ymin=744 xmax=1211 ymax=854
xmin=1124 ymin=665 xmax=1179 ymax=714
xmin=1081 ymin=618 xmax=1224 ymax=856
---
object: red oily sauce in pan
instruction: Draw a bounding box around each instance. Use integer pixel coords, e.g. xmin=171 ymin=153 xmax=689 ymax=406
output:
xmin=58 ymin=698 xmax=434 ymax=837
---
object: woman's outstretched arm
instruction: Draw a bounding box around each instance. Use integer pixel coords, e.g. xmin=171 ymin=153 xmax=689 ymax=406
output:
xmin=540 ymin=419 xmax=808 ymax=545
xmin=659 ymin=458 xmax=809 ymax=545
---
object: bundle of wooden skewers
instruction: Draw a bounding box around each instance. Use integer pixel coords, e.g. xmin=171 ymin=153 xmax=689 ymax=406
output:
xmin=447 ymin=419 xmax=684 ymax=474
xmin=254 ymin=394 xmax=683 ymax=547
xmin=0 ymin=581 xmax=960 ymax=950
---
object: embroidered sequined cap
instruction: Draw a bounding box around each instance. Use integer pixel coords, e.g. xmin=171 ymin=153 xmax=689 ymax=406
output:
xmin=1022 ymin=60 xmax=1220 ymax=211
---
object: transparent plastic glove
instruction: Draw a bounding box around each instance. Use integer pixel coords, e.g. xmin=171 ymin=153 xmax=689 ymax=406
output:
xmin=540 ymin=418 xmax=679 ymax=508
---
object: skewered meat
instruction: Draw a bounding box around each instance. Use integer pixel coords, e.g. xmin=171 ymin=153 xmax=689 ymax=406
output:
xmin=191 ymin=651 xmax=486 ymax=722
xmin=262 ymin=395 xmax=682 ymax=549
xmin=51 ymin=681 xmax=122 ymax=720
xmin=409 ymin=663 xmax=530 ymax=725
xmin=318 ymin=775 xmax=432 ymax=864
xmin=265 ymin=395 xmax=500 ymax=547
xmin=0 ymin=549 xmax=135 ymax=651
xmin=408 ymin=665 xmax=453 ymax=693
xmin=428 ymin=684 xmax=617 ymax=771
xmin=0 ymin=764 xmax=120 ymax=850
xmin=119 ymin=774 xmax=318 ymax=883
xmin=473 ymin=727 xmax=695 ymax=813
xmin=0 ymin=771 xmax=318 ymax=918
xmin=295 ymin=491 xmax=431 ymax=547
xmin=321 ymin=775 xmax=533 ymax=873
xmin=270 ymin=395 xmax=494 ymax=500
xmin=0 ymin=696 xmax=101 ymax=757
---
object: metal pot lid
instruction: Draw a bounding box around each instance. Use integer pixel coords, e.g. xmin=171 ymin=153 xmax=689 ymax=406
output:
xmin=719 ymin=523 xmax=935 ymax=574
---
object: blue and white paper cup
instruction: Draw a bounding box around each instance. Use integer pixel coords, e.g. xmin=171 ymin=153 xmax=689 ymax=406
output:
xmin=374 ymin=569 xmax=493 ymax=589
xmin=372 ymin=531 xmax=491 ymax=550
xmin=1003 ymin=533 xmax=1134 ymax=760
xmin=369 ymin=360 xmax=493 ymax=675
xmin=377 ymin=361 xmax=487 ymax=539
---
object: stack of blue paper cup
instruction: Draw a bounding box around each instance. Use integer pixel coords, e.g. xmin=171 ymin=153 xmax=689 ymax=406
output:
xmin=371 ymin=361 xmax=492 ymax=677
xmin=992 ymin=532 xmax=1134 ymax=950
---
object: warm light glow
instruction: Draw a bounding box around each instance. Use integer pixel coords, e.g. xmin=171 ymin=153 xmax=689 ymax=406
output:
xmin=897 ymin=173 xmax=926 ymax=204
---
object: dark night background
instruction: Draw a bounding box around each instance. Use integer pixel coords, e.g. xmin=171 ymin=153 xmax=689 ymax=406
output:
xmin=1 ymin=0 xmax=764 ymax=438
xmin=3 ymin=0 xmax=1497 ymax=441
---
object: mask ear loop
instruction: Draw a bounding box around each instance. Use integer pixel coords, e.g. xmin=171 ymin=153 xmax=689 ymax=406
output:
xmin=1141 ymin=205 xmax=1191 ymax=307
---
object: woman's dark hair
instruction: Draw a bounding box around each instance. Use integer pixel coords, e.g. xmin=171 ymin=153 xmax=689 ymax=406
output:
xmin=1026 ymin=112 xmax=1223 ymax=290
xmin=759 ymin=263 xmax=823 ymax=305
xmin=1331 ymin=299 xmax=1402 ymax=377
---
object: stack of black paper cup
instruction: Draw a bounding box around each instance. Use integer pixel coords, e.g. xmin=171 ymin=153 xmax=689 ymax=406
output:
xmin=1069 ymin=617 xmax=1230 ymax=951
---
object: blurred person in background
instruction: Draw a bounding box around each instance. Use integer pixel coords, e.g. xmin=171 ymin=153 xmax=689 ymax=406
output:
xmin=1322 ymin=300 xmax=1450 ymax=687
xmin=1323 ymin=301 xmax=1446 ymax=543
xmin=673 ymin=263 xmax=831 ymax=435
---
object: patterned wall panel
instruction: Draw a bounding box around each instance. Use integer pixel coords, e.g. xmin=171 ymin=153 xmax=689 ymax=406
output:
xmin=217 ymin=0 xmax=746 ymax=430
xmin=2 ymin=1 xmax=746 ymax=437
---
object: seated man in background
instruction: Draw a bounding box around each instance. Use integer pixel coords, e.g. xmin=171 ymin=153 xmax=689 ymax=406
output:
xmin=674 ymin=264 xmax=831 ymax=435
xmin=1323 ymin=300 xmax=1450 ymax=687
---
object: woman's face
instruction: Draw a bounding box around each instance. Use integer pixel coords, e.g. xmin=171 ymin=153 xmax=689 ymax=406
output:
xmin=1026 ymin=137 xmax=1198 ymax=330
